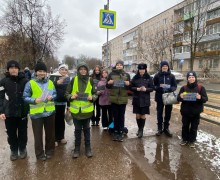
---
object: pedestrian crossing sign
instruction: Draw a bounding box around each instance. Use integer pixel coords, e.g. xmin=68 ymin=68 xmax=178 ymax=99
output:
xmin=100 ymin=9 xmax=116 ymax=29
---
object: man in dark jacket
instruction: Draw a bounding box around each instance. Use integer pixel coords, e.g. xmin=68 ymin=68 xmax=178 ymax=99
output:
xmin=0 ymin=60 xmax=29 ymax=161
xmin=154 ymin=61 xmax=177 ymax=137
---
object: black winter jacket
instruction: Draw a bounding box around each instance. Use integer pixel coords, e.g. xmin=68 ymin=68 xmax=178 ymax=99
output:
xmin=153 ymin=71 xmax=177 ymax=102
xmin=0 ymin=72 xmax=29 ymax=118
xmin=131 ymin=73 xmax=154 ymax=107
xmin=177 ymin=83 xmax=208 ymax=115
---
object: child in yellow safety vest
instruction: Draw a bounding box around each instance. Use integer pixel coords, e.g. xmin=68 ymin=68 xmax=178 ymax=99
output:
xmin=23 ymin=61 xmax=57 ymax=161
xmin=65 ymin=62 xmax=97 ymax=158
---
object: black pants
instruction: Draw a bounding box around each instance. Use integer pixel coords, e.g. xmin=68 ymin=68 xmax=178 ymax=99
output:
xmin=31 ymin=114 xmax=55 ymax=158
xmin=156 ymin=102 xmax=172 ymax=130
xmin=91 ymin=98 xmax=101 ymax=123
xmin=73 ymin=118 xmax=91 ymax=147
xmin=111 ymin=103 xmax=126 ymax=133
xmin=101 ymin=105 xmax=112 ymax=128
xmin=5 ymin=117 xmax=28 ymax=152
xmin=181 ymin=114 xmax=200 ymax=142
xmin=55 ymin=105 xmax=66 ymax=141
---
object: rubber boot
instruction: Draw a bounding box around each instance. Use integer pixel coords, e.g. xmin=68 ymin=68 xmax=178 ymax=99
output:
xmin=84 ymin=128 xmax=93 ymax=158
xmin=136 ymin=119 xmax=141 ymax=137
xmin=72 ymin=129 xmax=81 ymax=158
xmin=138 ymin=119 xmax=145 ymax=138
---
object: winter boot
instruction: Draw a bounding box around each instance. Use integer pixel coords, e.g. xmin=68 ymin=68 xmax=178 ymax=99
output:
xmin=84 ymin=128 xmax=93 ymax=158
xmin=72 ymin=129 xmax=81 ymax=158
xmin=138 ymin=119 xmax=145 ymax=138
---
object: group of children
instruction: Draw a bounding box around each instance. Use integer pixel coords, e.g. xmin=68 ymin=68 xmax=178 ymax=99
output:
xmin=0 ymin=59 xmax=208 ymax=161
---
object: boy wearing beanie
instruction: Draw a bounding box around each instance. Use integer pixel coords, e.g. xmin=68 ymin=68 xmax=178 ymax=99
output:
xmin=23 ymin=61 xmax=57 ymax=161
xmin=0 ymin=60 xmax=29 ymax=161
xmin=153 ymin=60 xmax=177 ymax=137
xmin=177 ymin=71 xmax=208 ymax=147
xmin=65 ymin=62 xmax=97 ymax=158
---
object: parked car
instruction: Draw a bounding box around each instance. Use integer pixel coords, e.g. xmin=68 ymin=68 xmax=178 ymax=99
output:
xmin=150 ymin=70 xmax=184 ymax=83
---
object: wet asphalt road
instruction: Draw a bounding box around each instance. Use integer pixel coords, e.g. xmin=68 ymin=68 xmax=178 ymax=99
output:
xmin=0 ymin=98 xmax=219 ymax=180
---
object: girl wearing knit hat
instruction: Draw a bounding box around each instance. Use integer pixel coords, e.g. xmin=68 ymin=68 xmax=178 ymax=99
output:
xmin=106 ymin=60 xmax=130 ymax=142
xmin=177 ymin=71 xmax=208 ymax=147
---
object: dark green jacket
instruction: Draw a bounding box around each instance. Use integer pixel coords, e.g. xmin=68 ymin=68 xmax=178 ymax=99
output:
xmin=106 ymin=69 xmax=130 ymax=104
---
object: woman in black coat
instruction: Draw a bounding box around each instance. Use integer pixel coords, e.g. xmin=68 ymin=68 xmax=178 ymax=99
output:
xmin=130 ymin=63 xmax=154 ymax=138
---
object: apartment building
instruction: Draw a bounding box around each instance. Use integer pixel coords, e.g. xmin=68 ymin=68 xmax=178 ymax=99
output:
xmin=102 ymin=0 xmax=220 ymax=75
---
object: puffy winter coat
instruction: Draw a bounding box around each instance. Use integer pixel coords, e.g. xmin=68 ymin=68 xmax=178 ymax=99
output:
xmin=0 ymin=72 xmax=29 ymax=118
xmin=106 ymin=69 xmax=130 ymax=105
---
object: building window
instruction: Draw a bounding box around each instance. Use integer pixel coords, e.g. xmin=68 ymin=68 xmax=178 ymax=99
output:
xmin=207 ymin=8 xmax=220 ymax=20
xmin=206 ymin=22 xmax=220 ymax=35
xmin=210 ymin=59 xmax=219 ymax=68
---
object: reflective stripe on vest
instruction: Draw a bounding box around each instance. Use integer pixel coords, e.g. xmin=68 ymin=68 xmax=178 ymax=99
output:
xmin=29 ymin=80 xmax=55 ymax=115
xmin=69 ymin=76 xmax=94 ymax=114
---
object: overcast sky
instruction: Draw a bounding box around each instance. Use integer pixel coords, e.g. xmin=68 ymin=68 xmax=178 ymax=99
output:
xmin=2 ymin=0 xmax=183 ymax=61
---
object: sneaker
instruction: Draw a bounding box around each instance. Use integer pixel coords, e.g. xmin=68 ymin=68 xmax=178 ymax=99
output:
xmin=10 ymin=151 xmax=18 ymax=161
xmin=60 ymin=139 xmax=67 ymax=144
xmin=55 ymin=141 xmax=58 ymax=147
xmin=72 ymin=148 xmax=80 ymax=158
xmin=179 ymin=140 xmax=187 ymax=146
xmin=189 ymin=142 xmax=195 ymax=148
xmin=155 ymin=130 xmax=163 ymax=136
xmin=37 ymin=154 xmax=47 ymax=161
xmin=19 ymin=149 xmax=27 ymax=159
xmin=163 ymin=129 xmax=173 ymax=137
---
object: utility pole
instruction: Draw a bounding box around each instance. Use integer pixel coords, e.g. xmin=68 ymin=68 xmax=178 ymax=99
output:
xmin=105 ymin=0 xmax=110 ymax=68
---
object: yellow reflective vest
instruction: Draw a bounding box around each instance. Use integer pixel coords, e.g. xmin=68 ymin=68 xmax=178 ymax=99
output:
xmin=29 ymin=80 xmax=55 ymax=115
xmin=70 ymin=76 xmax=94 ymax=114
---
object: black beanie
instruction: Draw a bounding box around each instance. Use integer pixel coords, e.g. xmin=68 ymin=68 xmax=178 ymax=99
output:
xmin=7 ymin=60 xmax=20 ymax=70
xmin=160 ymin=61 xmax=169 ymax=68
xmin=35 ymin=62 xmax=47 ymax=72
xmin=138 ymin=63 xmax=147 ymax=70
xmin=115 ymin=60 xmax=124 ymax=66
xmin=187 ymin=71 xmax=197 ymax=80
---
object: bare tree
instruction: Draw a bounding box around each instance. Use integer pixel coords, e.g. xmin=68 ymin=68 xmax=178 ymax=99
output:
xmin=1 ymin=0 xmax=65 ymax=67
xmin=63 ymin=55 xmax=76 ymax=69
xmin=174 ymin=0 xmax=210 ymax=71
xmin=137 ymin=24 xmax=174 ymax=72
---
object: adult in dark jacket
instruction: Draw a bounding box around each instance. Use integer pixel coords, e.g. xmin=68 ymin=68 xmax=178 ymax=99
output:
xmin=106 ymin=60 xmax=130 ymax=142
xmin=51 ymin=64 xmax=70 ymax=146
xmin=90 ymin=65 xmax=102 ymax=126
xmin=153 ymin=61 xmax=177 ymax=137
xmin=130 ymin=63 xmax=154 ymax=138
xmin=0 ymin=60 xmax=29 ymax=161
xmin=177 ymin=71 xmax=208 ymax=147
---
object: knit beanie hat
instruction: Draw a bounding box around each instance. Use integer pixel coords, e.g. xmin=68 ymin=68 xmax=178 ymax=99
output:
xmin=186 ymin=71 xmax=197 ymax=80
xmin=7 ymin=60 xmax=20 ymax=70
xmin=138 ymin=63 xmax=147 ymax=70
xmin=115 ymin=60 xmax=124 ymax=66
xmin=35 ymin=62 xmax=47 ymax=72
xmin=160 ymin=61 xmax=169 ymax=68
xmin=58 ymin=64 xmax=68 ymax=71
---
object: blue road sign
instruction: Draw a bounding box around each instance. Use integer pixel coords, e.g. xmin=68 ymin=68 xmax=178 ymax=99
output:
xmin=100 ymin=9 xmax=116 ymax=29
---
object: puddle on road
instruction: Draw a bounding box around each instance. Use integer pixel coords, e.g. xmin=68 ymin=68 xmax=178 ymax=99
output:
xmin=124 ymin=134 xmax=220 ymax=180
